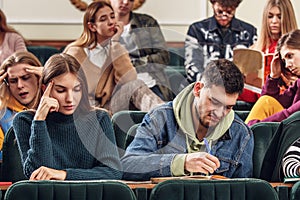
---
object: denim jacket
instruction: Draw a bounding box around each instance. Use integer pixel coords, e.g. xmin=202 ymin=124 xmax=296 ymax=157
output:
xmin=185 ymin=16 xmax=257 ymax=83
xmin=121 ymin=101 xmax=254 ymax=181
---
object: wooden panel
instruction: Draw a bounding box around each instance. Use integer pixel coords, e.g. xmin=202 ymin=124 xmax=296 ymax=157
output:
xmin=27 ymin=40 xmax=74 ymax=50
xmin=26 ymin=40 xmax=184 ymax=49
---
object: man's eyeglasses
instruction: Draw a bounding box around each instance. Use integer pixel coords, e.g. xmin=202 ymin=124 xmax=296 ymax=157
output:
xmin=214 ymin=9 xmax=234 ymax=18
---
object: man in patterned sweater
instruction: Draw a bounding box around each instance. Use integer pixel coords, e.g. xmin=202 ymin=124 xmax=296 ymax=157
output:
xmin=185 ymin=0 xmax=257 ymax=83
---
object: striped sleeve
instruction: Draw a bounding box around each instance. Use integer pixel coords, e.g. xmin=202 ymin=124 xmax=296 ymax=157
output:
xmin=282 ymin=138 xmax=300 ymax=178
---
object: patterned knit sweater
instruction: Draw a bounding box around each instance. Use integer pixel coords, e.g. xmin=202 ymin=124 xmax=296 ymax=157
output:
xmin=282 ymin=138 xmax=300 ymax=177
xmin=13 ymin=109 xmax=122 ymax=180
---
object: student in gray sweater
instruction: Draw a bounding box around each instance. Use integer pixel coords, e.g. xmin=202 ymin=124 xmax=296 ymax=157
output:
xmin=13 ymin=53 xmax=122 ymax=180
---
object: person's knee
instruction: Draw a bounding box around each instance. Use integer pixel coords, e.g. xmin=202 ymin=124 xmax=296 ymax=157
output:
xmin=258 ymin=95 xmax=280 ymax=106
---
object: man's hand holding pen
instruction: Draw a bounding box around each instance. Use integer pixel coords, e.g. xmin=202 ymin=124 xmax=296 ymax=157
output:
xmin=184 ymin=152 xmax=220 ymax=175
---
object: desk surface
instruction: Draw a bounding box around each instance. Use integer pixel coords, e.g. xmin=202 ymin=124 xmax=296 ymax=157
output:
xmin=0 ymin=182 xmax=12 ymax=190
xmin=0 ymin=181 xmax=294 ymax=191
xmin=269 ymin=182 xmax=294 ymax=188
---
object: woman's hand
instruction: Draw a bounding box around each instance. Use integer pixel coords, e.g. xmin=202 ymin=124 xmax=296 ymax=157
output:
xmin=270 ymin=53 xmax=282 ymax=79
xmin=30 ymin=166 xmax=67 ymax=180
xmin=34 ymin=81 xmax=59 ymax=121
xmin=25 ymin=66 xmax=44 ymax=77
xmin=111 ymin=21 xmax=124 ymax=42
xmin=0 ymin=69 xmax=8 ymax=85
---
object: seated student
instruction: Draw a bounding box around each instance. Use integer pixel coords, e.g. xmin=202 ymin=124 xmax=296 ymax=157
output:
xmin=13 ymin=53 xmax=122 ymax=180
xmin=184 ymin=0 xmax=257 ymax=84
xmin=282 ymin=138 xmax=300 ymax=178
xmin=64 ymin=1 xmax=163 ymax=115
xmin=246 ymin=29 xmax=300 ymax=126
xmin=109 ymin=0 xmax=172 ymax=101
xmin=239 ymin=0 xmax=298 ymax=103
xmin=0 ymin=51 xmax=42 ymax=156
xmin=0 ymin=9 xmax=27 ymax=65
xmin=121 ymin=59 xmax=254 ymax=181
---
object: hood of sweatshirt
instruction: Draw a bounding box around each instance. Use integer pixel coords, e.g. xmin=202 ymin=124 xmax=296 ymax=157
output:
xmin=172 ymin=83 xmax=234 ymax=151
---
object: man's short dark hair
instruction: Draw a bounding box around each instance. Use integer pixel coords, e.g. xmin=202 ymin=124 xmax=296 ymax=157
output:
xmin=201 ymin=59 xmax=244 ymax=94
xmin=209 ymin=0 xmax=242 ymax=8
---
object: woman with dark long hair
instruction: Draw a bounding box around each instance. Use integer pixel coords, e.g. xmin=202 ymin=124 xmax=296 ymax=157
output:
xmin=246 ymin=29 xmax=300 ymax=125
xmin=13 ymin=53 xmax=122 ymax=180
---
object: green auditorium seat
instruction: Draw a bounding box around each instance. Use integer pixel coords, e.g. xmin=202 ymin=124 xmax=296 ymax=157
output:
xmin=4 ymin=180 xmax=136 ymax=200
xmin=125 ymin=123 xmax=140 ymax=149
xmin=149 ymin=179 xmax=279 ymax=200
xmin=168 ymin=47 xmax=185 ymax=66
xmin=234 ymin=110 xmax=250 ymax=121
xmin=1 ymin=127 xmax=27 ymax=182
xmin=27 ymin=46 xmax=61 ymax=65
xmin=290 ymin=181 xmax=300 ymax=200
xmin=250 ymin=122 xmax=280 ymax=179
xmin=259 ymin=111 xmax=300 ymax=182
xmin=111 ymin=110 xmax=146 ymax=156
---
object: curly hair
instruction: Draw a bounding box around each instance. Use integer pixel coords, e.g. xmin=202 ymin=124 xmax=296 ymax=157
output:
xmin=201 ymin=59 xmax=244 ymax=95
xmin=209 ymin=0 xmax=242 ymax=8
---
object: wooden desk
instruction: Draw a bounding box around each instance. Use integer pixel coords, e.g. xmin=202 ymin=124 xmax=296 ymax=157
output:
xmin=0 ymin=182 xmax=12 ymax=191
xmin=269 ymin=182 xmax=294 ymax=188
xmin=0 ymin=180 xmax=294 ymax=200
xmin=0 ymin=181 xmax=295 ymax=200
xmin=0 ymin=181 xmax=294 ymax=190
xmin=126 ymin=182 xmax=156 ymax=189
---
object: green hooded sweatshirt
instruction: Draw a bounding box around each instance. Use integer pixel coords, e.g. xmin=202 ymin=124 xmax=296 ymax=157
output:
xmin=171 ymin=83 xmax=234 ymax=176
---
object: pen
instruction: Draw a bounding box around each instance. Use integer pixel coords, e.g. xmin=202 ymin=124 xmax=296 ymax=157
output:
xmin=203 ymin=138 xmax=211 ymax=154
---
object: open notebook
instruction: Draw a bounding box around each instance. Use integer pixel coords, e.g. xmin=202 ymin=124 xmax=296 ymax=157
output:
xmin=150 ymin=175 xmax=228 ymax=184
xmin=233 ymin=48 xmax=265 ymax=94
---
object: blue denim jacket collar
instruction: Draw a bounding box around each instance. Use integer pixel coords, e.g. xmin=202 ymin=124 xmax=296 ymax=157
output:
xmin=122 ymin=101 xmax=254 ymax=180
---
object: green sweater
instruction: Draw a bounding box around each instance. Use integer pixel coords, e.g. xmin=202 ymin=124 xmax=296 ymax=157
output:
xmin=13 ymin=109 xmax=122 ymax=180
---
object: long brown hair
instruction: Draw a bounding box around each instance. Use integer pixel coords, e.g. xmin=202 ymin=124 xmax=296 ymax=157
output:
xmin=34 ymin=53 xmax=92 ymax=114
xmin=253 ymin=0 xmax=298 ymax=52
xmin=64 ymin=1 xmax=113 ymax=51
xmin=0 ymin=9 xmax=27 ymax=43
xmin=0 ymin=9 xmax=17 ymax=33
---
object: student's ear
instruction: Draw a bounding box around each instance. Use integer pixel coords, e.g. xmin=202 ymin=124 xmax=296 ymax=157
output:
xmin=87 ymin=22 xmax=96 ymax=32
xmin=193 ymin=81 xmax=204 ymax=97
xmin=41 ymin=84 xmax=47 ymax=92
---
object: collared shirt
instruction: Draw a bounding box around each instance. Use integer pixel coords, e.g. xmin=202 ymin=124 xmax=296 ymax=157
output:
xmin=84 ymin=43 xmax=110 ymax=69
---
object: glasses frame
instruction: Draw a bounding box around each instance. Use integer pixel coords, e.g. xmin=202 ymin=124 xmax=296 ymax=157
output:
xmin=214 ymin=8 xmax=235 ymax=18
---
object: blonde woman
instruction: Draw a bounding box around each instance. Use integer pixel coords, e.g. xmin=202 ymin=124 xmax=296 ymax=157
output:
xmin=239 ymin=0 xmax=298 ymax=103
xmin=0 ymin=51 xmax=42 ymax=152
xmin=64 ymin=1 xmax=163 ymax=115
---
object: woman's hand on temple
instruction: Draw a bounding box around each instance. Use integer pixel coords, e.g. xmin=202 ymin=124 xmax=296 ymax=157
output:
xmin=270 ymin=53 xmax=282 ymax=79
xmin=25 ymin=66 xmax=44 ymax=77
xmin=0 ymin=69 xmax=8 ymax=84
xmin=34 ymin=81 xmax=59 ymax=121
